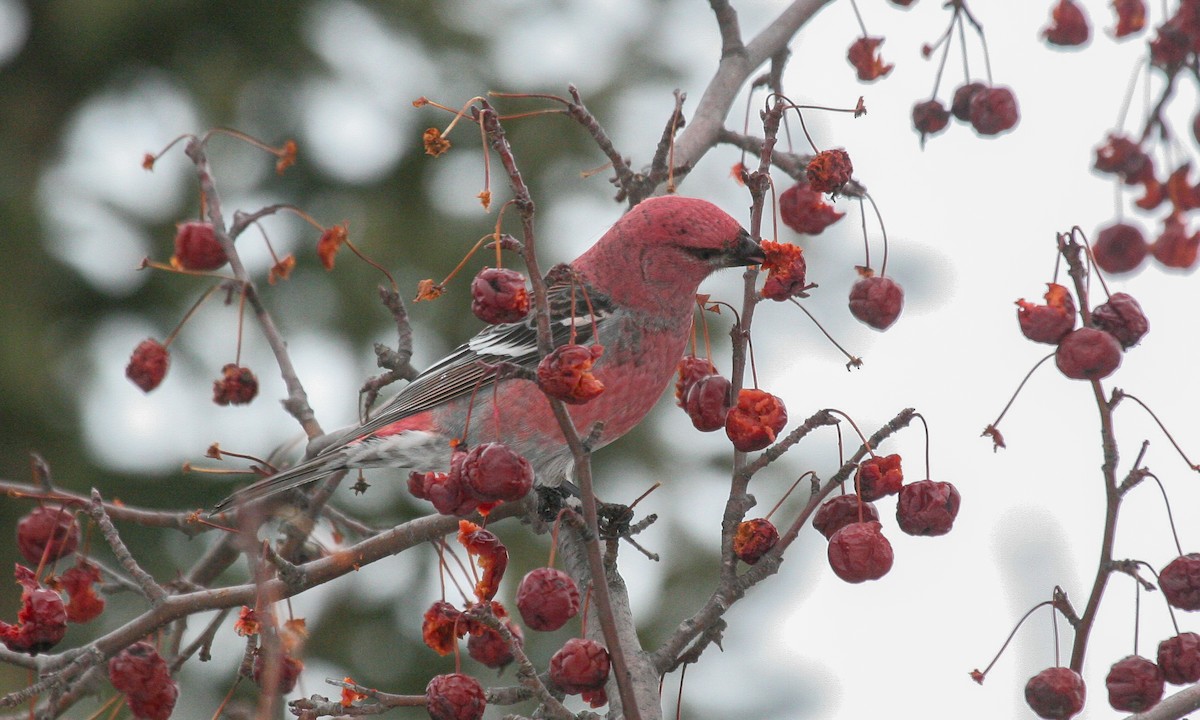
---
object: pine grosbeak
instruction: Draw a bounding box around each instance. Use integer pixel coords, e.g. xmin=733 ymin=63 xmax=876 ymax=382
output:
xmin=214 ymin=195 xmax=761 ymax=511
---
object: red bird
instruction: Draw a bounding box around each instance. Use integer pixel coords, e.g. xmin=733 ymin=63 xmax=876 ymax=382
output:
xmin=214 ymin=195 xmax=761 ymax=511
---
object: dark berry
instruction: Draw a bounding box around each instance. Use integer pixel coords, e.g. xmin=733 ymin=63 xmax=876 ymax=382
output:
xmin=1055 ymin=328 xmax=1122 ymax=380
xmin=951 ymin=82 xmax=987 ymax=121
xmin=855 ymin=454 xmax=904 ymax=502
xmin=1043 ymin=0 xmax=1091 ymax=46
xmin=1105 ymin=655 xmax=1163 ymax=712
xmin=827 ymin=521 xmax=894 ymax=583
xmin=126 ymin=339 xmax=170 ymax=392
xmin=1112 ymin=0 xmax=1147 ymax=37
xmin=778 ymin=181 xmax=844 ymax=235
xmin=1152 ymin=214 xmax=1200 ymax=269
xmin=425 ymin=673 xmax=486 ymax=720
xmin=1090 ymin=292 xmax=1148 ymax=349
xmin=212 ymin=363 xmax=258 ymax=405
xmin=733 ymin=518 xmax=779 ymax=564
xmin=172 ymin=221 xmax=227 ymax=271
xmin=427 ymin=451 xmax=480 ymax=517
xmin=0 ymin=565 xmax=67 ymax=655
xmin=912 ymin=99 xmax=950 ymax=145
xmin=807 ymin=149 xmax=854 ymax=194
xmin=1025 ymin=667 xmax=1086 ymax=719
xmin=896 ymin=480 xmax=961 ymax=536
xmin=724 ymin=389 xmax=787 ymax=452
xmin=549 ymin=637 xmax=610 ymax=694
xmin=471 ymin=267 xmax=530 ymax=324
xmin=813 ymin=494 xmax=880 ymax=540
xmin=109 ymin=641 xmax=178 ymax=720
xmin=16 ymin=506 xmax=80 ymax=565
xmin=675 ymin=356 xmax=716 ymax=406
xmin=1093 ymin=223 xmax=1148 ymax=274
xmin=467 ymin=615 xmax=522 ymax=669
xmin=460 ymin=442 xmax=533 ymax=503
xmin=516 ymin=567 xmax=579 ymax=632
xmin=848 ymin=275 xmax=903 ymax=330
xmin=1160 ymin=553 xmax=1200 ymax=610
xmin=1157 ymin=632 xmax=1200 ymax=684
xmin=422 ymin=600 xmax=465 ymax=656
xmin=968 ymin=86 xmax=1020 ymax=136
xmin=684 ymin=374 xmax=732 ymax=432
xmin=846 ymin=36 xmax=893 ymax=82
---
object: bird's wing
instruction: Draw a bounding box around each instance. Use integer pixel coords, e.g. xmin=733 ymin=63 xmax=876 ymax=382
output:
xmin=353 ymin=265 xmax=612 ymax=440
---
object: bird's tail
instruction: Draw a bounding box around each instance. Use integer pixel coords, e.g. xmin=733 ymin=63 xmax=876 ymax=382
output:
xmin=210 ymin=452 xmax=345 ymax=514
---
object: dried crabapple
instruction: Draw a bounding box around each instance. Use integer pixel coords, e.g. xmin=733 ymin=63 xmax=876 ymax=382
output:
xmin=1159 ymin=553 xmax=1200 ymax=611
xmin=1151 ymin=214 xmax=1200 ymax=269
xmin=889 ymin=0 xmax=916 ymax=7
xmin=827 ymin=521 xmax=894 ymax=583
xmin=1092 ymin=222 xmax=1148 ymax=274
xmin=0 ymin=565 xmax=67 ymax=655
xmin=425 ymin=673 xmax=486 ymax=720
xmin=1016 ymin=282 xmax=1076 ymax=345
xmin=759 ymin=240 xmax=809 ymax=301
xmin=1112 ymin=0 xmax=1147 ymax=37
xmin=471 ymin=267 xmax=530 ymax=324
xmin=1025 ymin=666 xmax=1086 ymax=719
xmin=16 ymin=505 xmax=80 ymax=565
xmin=424 ymin=451 xmax=481 ymax=517
xmin=912 ymin=99 xmax=950 ymax=144
xmin=57 ymin=559 xmax=105 ymax=623
xmin=1054 ymin=327 xmax=1122 ymax=381
xmin=213 ymin=363 xmax=259 ymax=405
xmin=466 ymin=604 xmax=523 ymax=669
xmin=422 ymin=600 xmax=465 ymax=656
xmin=516 ymin=567 xmax=580 ymax=631
xmin=968 ymin=86 xmax=1020 ymax=137
xmin=807 ymin=149 xmax=853 ymax=194
xmin=854 ymin=454 xmax=904 ymax=502
xmin=549 ymin=637 xmax=611 ymax=694
xmin=1090 ymin=292 xmax=1148 ymax=349
xmin=108 ymin=641 xmax=178 ymax=720
xmin=457 ymin=521 xmax=508 ymax=602
xmin=675 ymin=356 xmax=716 ymax=405
xmin=724 ymin=388 xmax=787 ymax=452
xmin=537 ymin=343 xmax=605 ymax=404
xmin=581 ymin=687 xmax=608 ymax=708
xmin=460 ymin=442 xmax=533 ymax=503
xmin=684 ymin=373 xmax=732 ymax=432
xmin=127 ymin=684 xmax=178 ymax=720
xmin=847 ymin=36 xmax=893 ymax=82
xmin=951 ymin=82 xmax=987 ymax=121
xmin=1093 ymin=134 xmax=1151 ymax=181
xmin=1157 ymin=632 xmax=1200 ymax=684
xmin=253 ymin=652 xmax=304 ymax=694
xmin=733 ymin=518 xmax=779 ymax=564
xmin=126 ymin=339 xmax=170 ymax=392
xmin=1105 ymin=655 xmax=1164 ymax=712
xmin=848 ymin=275 xmax=904 ymax=330
xmin=778 ymin=181 xmax=844 ymax=235
xmin=1150 ymin=21 xmax=1190 ymax=70
xmin=896 ymin=480 xmax=961 ymax=536
xmin=813 ymin=494 xmax=880 ymax=540
xmin=1043 ymin=0 xmax=1091 ymax=46
xmin=171 ymin=221 xmax=227 ymax=271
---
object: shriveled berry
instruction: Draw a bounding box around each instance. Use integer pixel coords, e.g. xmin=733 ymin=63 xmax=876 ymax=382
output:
xmin=848 ymin=275 xmax=904 ymax=330
xmin=471 ymin=267 xmax=530 ymax=324
xmin=1106 ymin=655 xmax=1163 ymax=712
xmin=460 ymin=442 xmax=533 ymax=503
xmin=846 ymin=36 xmax=893 ymax=82
xmin=813 ymin=494 xmax=880 ymax=540
xmin=16 ymin=506 xmax=80 ymax=565
xmin=1160 ymin=553 xmax=1200 ymax=610
xmin=1043 ymin=0 xmax=1091 ymax=46
xmin=968 ymin=86 xmax=1020 ymax=136
xmin=537 ymin=344 xmax=605 ymax=404
xmin=827 ymin=521 xmax=893 ymax=583
xmin=456 ymin=521 xmax=508 ymax=602
xmin=549 ymin=637 xmax=610 ymax=694
xmin=896 ymin=480 xmax=961 ymax=536
xmin=855 ymin=454 xmax=904 ymax=502
xmin=253 ymin=652 xmax=304 ymax=694
xmin=951 ymin=82 xmax=987 ymax=121
xmin=1152 ymin=214 xmax=1200 ymax=269
xmin=675 ymin=356 xmax=716 ymax=406
xmin=807 ymin=148 xmax=854 ymax=194
xmin=0 ymin=565 xmax=67 ymax=655
xmin=778 ymin=181 xmax=844 ymax=235
xmin=1016 ymin=283 xmax=1076 ymax=345
xmin=684 ymin=374 xmax=732 ymax=432
xmin=171 ymin=221 xmax=227 ymax=271
xmin=1092 ymin=222 xmax=1148 ymax=274
xmin=126 ymin=339 xmax=170 ymax=392
xmin=1055 ymin=328 xmax=1122 ymax=381
xmin=724 ymin=389 xmax=787 ymax=452
xmin=127 ymin=683 xmax=178 ymax=720
xmin=1112 ymin=0 xmax=1147 ymax=37
xmin=733 ymin=518 xmax=779 ymax=564
xmin=213 ymin=363 xmax=259 ymax=405
xmin=1091 ymin=292 xmax=1148 ymax=349
xmin=581 ymin=687 xmax=608 ymax=708
xmin=427 ymin=452 xmax=480 ymax=517
xmin=467 ymin=613 xmax=523 ymax=669
xmin=422 ymin=601 xmax=465 ymax=656
xmin=1094 ymin=134 xmax=1151 ymax=181
xmin=912 ymin=99 xmax=950 ymax=145
xmin=1157 ymin=632 xmax=1200 ymax=684
xmin=1025 ymin=667 xmax=1086 ymax=719
xmin=57 ymin=559 xmax=105 ymax=623
xmin=516 ymin=567 xmax=579 ymax=632
xmin=109 ymin=641 xmax=177 ymax=720
xmin=425 ymin=673 xmax=486 ymax=720
xmin=760 ymin=240 xmax=809 ymax=301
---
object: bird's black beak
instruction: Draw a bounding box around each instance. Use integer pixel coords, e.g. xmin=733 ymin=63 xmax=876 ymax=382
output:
xmin=728 ymin=228 xmax=765 ymax=266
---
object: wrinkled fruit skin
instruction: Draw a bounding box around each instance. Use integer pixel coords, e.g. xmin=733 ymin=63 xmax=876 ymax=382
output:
xmin=1055 ymin=328 xmax=1122 ymax=381
xmin=516 ymin=567 xmax=580 ymax=631
xmin=675 ymin=356 xmax=716 ymax=405
xmin=807 ymin=148 xmax=854 ymax=194
xmin=813 ymin=495 xmax=880 ymax=540
xmin=423 ymin=452 xmax=480 ymax=517
xmin=425 ymin=673 xmax=486 ymax=720
xmin=0 ymin=566 xmax=67 ymax=655
xmin=549 ymin=638 xmax=611 ymax=694
xmin=460 ymin=442 xmax=533 ymax=503
xmin=1160 ymin=553 xmax=1200 ymax=610
xmin=1025 ymin=667 xmax=1086 ymax=719
xmin=467 ymin=616 xmax=523 ymax=669
xmin=1157 ymin=632 xmax=1200 ymax=684
xmin=912 ymin=99 xmax=950 ymax=143
xmin=827 ymin=521 xmax=894 ymax=583
xmin=108 ymin=641 xmax=178 ymax=720
xmin=471 ymin=267 xmax=530 ymax=324
xmin=848 ymin=276 xmax=904 ymax=330
xmin=1016 ymin=283 xmax=1076 ymax=344
xmin=855 ymin=454 xmax=904 ymax=502
xmin=951 ymin=82 xmax=987 ymax=121
xmin=172 ymin=221 xmax=227 ymax=271
xmin=724 ymin=389 xmax=787 ymax=452
xmin=684 ymin=374 xmax=732 ymax=432
xmin=1090 ymin=292 xmax=1148 ymax=349
xmin=16 ymin=506 xmax=80 ymax=565
xmin=846 ymin=36 xmax=894 ymax=82
xmin=422 ymin=600 xmax=464 ymax=656
xmin=733 ymin=518 xmax=779 ymax=564
xmin=778 ymin=181 xmax=844 ymax=235
xmin=968 ymin=86 xmax=1020 ymax=136
xmin=537 ymin=344 xmax=605 ymax=405
xmin=253 ymin=653 xmax=304 ymax=694
xmin=896 ymin=480 xmax=961 ymax=536
xmin=126 ymin=339 xmax=170 ymax=392
xmin=1093 ymin=223 xmax=1148 ymax=274
xmin=213 ymin=364 xmax=259 ymax=405
xmin=1105 ymin=655 xmax=1164 ymax=712
xmin=1043 ymin=0 xmax=1091 ymax=46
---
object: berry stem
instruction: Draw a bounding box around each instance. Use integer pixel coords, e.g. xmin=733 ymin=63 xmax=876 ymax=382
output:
xmin=847 ymin=0 xmax=868 ymax=37
xmin=163 ymin=284 xmax=221 ymax=348
xmin=982 ymin=351 xmax=1056 ymax=442
xmin=864 ymin=192 xmax=890 ymax=277
xmin=787 ymin=299 xmax=863 ymax=371
xmin=971 ymin=600 xmax=1057 ymax=683
xmin=765 ymin=470 xmax=817 ymax=521
xmin=1145 ymin=472 xmax=1185 ymax=556
xmin=857 ymin=197 xmax=871 ymax=271
xmin=824 ymin=409 xmax=877 ymax=459
xmin=913 ymin=412 xmax=932 ymax=480
xmin=1114 ymin=390 xmax=1199 ymax=471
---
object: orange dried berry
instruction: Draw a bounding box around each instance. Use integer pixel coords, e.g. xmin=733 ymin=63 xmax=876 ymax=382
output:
xmin=414 ymin=279 xmax=445 ymax=302
xmin=275 ymin=139 xmax=298 ymax=174
xmin=253 ymin=652 xmax=304 ymax=694
xmin=675 ymin=355 xmax=717 ymax=406
xmin=778 ymin=180 xmax=844 ymax=235
xmin=847 ymin=36 xmax=894 ymax=82
xmin=269 ymin=254 xmax=296 ymax=284
xmin=1016 ymin=282 xmax=1077 ymax=344
xmin=171 ymin=221 xmax=227 ymax=271
xmin=317 ymin=223 xmax=348 ymax=271
xmin=0 ymin=565 xmax=67 ymax=655
xmin=126 ymin=339 xmax=170 ymax=393
xmin=806 ymin=149 xmax=854 ymax=194
xmin=759 ymin=240 xmax=809 ymax=301
xmin=235 ymin=607 xmax=260 ymax=636
xmin=1152 ymin=214 xmax=1200 ymax=269
xmin=733 ymin=518 xmax=779 ymax=564
xmin=213 ymin=364 xmax=259 ymax=406
xmin=423 ymin=127 xmax=451 ymax=157
xmin=725 ymin=388 xmax=788 ymax=452
xmin=457 ymin=520 xmax=508 ymax=602
xmin=1043 ymin=0 xmax=1091 ymax=46
xmin=537 ymin=344 xmax=605 ymax=404
xmin=422 ymin=600 xmax=465 ymax=656
xmin=58 ymin=560 xmax=105 ymax=623
xmin=854 ymin=453 xmax=904 ymax=501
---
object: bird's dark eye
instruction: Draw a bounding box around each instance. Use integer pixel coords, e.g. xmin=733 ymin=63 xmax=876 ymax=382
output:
xmin=686 ymin=247 xmax=721 ymax=262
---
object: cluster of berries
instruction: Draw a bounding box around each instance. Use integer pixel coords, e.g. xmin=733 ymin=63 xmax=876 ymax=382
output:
xmin=912 ymin=83 xmax=1020 ymax=144
xmin=675 ymin=357 xmax=787 ymax=453
xmin=1015 ymin=282 xmax=1148 ymax=381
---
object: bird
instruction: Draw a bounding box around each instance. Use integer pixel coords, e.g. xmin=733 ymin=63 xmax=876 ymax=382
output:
xmin=213 ymin=195 xmax=762 ymax=512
